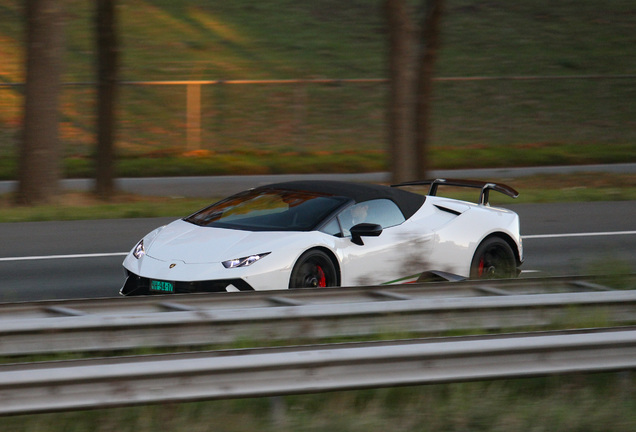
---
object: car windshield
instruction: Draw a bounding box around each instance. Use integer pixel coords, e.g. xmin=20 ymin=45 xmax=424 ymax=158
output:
xmin=185 ymin=189 xmax=351 ymax=231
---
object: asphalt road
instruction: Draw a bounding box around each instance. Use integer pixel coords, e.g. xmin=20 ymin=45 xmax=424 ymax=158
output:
xmin=1 ymin=200 xmax=635 ymax=302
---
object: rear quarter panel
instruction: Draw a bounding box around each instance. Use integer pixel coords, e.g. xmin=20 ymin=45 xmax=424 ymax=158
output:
xmin=417 ymin=197 xmax=522 ymax=277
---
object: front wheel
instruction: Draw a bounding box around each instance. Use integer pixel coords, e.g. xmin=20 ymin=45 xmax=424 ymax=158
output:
xmin=470 ymin=237 xmax=517 ymax=279
xmin=289 ymin=250 xmax=338 ymax=288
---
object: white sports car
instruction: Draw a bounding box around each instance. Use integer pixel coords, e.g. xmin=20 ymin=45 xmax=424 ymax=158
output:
xmin=121 ymin=179 xmax=523 ymax=295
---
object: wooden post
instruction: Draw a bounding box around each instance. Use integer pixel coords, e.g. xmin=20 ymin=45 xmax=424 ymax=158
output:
xmin=186 ymin=83 xmax=201 ymax=151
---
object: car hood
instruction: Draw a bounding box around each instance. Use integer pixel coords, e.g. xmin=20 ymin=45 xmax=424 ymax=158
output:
xmin=145 ymin=219 xmax=298 ymax=264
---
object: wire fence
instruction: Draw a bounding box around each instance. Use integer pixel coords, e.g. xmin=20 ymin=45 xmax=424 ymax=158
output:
xmin=1 ymin=75 xmax=635 ymax=157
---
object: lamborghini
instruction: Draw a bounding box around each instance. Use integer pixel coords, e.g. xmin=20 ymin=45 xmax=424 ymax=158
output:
xmin=121 ymin=179 xmax=522 ymax=295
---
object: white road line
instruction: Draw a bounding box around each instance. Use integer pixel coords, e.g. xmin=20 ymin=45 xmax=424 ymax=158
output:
xmin=0 ymin=252 xmax=128 ymax=262
xmin=1 ymin=230 xmax=635 ymax=262
xmin=522 ymin=230 xmax=636 ymax=240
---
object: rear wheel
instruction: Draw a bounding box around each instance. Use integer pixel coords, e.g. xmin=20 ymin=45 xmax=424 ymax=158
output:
xmin=289 ymin=250 xmax=338 ymax=288
xmin=470 ymin=237 xmax=517 ymax=279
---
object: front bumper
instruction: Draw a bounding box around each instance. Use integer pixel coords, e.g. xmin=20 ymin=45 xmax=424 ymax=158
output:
xmin=120 ymin=271 xmax=255 ymax=296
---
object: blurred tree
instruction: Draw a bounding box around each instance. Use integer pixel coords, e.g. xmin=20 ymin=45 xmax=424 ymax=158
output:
xmin=415 ymin=0 xmax=443 ymax=180
xmin=15 ymin=0 xmax=64 ymax=205
xmin=386 ymin=0 xmax=417 ymax=183
xmin=95 ymin=0 xmax=118 ymax=199
xmin=385 ymin=0 xmax=444 ymax=183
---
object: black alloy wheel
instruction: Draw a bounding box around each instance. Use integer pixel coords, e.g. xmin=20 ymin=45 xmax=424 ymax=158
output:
xmin=469 ymin=237 xmax=517 ymax=279
xmin=289 ymin=250 xmax=338 ymax=288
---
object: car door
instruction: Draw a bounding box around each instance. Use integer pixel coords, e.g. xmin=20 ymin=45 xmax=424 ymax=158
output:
xmin=329 ymin=199 xmax=434 ymax=286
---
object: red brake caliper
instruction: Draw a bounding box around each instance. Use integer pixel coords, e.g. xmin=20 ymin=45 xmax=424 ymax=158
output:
xmin=316 ymin=266 xmax=326 ymax=287
xmin=478 ymin=258 xmax=484 ymax=277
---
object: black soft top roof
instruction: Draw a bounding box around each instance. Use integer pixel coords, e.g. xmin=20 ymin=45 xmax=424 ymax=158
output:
xmin=257 ymin=180 xmax=426 ymax=219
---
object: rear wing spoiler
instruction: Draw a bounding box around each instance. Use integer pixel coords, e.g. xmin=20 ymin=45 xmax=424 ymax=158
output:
xmin=392 ymin=178 xmax=519 ymax=205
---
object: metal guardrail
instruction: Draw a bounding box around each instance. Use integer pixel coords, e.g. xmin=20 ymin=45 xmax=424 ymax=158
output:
xmin=1 ymin=326 xmax=635 ymax=415
xmin=0 ymin=275 xmax=619 ymax=316
xmin=1 ymin=277 xmax=634 ymax=356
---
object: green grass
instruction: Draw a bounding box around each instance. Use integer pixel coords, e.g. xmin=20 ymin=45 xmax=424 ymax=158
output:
xmin=2 ymin=373 xmax=634 ymax=431
xmin=1 ymin=173 xmax=635 ymax=223
xmin=0 ymin=193 xmax=211 ymax=222
xmin=0 ymin=140 xmax=634 ymax=181
xmin=0 ymin=181 xmax=634 ymax=223
xmin=1 ymin=0 xmax=635 ymax=178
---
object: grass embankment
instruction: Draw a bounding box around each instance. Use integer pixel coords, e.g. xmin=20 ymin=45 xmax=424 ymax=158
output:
xmin=0 ymin=0 xmax=635 ymax=179
xmin=1 ymin=373 xmax=634 ymax=431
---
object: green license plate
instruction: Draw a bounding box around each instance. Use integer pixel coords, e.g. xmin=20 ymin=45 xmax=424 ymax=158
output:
xmin=150 ymin=280 xmax=174 ymax=293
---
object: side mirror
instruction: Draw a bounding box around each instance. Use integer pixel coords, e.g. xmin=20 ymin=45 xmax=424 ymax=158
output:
xmin=350 ymin=223 xmax=383 ymax=246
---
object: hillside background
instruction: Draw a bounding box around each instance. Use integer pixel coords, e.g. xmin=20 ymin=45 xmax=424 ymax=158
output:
xmin=0 ymin=0 xmax=635 ymax=178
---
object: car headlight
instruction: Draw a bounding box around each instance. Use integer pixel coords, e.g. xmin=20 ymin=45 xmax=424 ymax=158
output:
xmin=222 ymin=252 xmax=270 ymax=268
xmin=132 ymin=240 xmax=145 ymax=259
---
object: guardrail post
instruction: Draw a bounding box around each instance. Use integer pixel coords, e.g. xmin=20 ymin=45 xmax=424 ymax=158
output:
xmin=186 ymin=83 xmax=202 ymax=151
xmin=269 ymin=396 xmax=288 ymax=428
xmin=293 ymin=84 xmax=307 ymax=147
